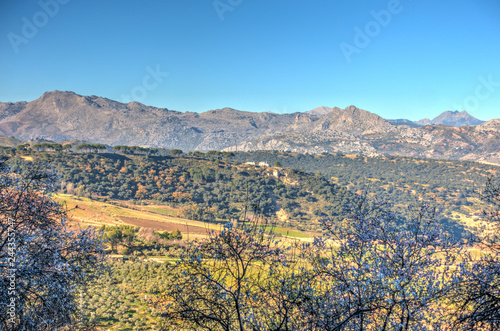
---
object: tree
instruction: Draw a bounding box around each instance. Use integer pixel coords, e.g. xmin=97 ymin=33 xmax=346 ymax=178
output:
xmin=206 ymin=150 xmax=221 ymax=158
xmin=160 ymin=221 xmax=305 ymax=330
xmin=0 ymin=157 xmax=105 ymax=330
xmin=113 ymin=145 xmax=126 ymax=153
xmin=77 ymin=143 xmax=106 ymax=153
xmin=15 ymin=144 xmax=30 ymax=154
xmin=62 ymin=144 xmax=72 ymax=151
xmin=449 ymin=178 xmax=500 ymax=329
xmin=302 ymin=196 xmax=462 ymax=330
xmin=170 ymin=149 xmax=183 ymax=156
xmin=222 ymin=151 xmax=235 ymax=160
xmin=31 ymin=144 xmax=44 ymax=152
xmin=101 ymin=226 xmax=123 ymax=253
xmin=193 ymin=151 xmax=205 ymax=158
xmin=170 ymin=228 xmax=182 ymax=240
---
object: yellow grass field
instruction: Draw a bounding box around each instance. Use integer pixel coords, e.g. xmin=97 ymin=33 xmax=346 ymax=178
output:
xmin=54 ymin=194 xmax=220 ymax=240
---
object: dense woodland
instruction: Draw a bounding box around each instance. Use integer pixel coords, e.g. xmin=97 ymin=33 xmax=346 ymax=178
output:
xmin=2 ymin=148 xmax=357 ymax=231
xmin=234 ymin=151 xmax=500 ymax=231
xmin=2 ymin=145 xmax=496 ymax=235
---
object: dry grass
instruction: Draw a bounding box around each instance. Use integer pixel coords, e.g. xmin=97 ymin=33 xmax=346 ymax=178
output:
xmin=53 ymin=194 xmax=312 ymax=241
xmin=54 ymin=194 xmax=219 ymax=237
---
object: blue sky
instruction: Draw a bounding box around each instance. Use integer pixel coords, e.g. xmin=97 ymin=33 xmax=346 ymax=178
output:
xmin=1 ymin=0 xmax=499 ymax=121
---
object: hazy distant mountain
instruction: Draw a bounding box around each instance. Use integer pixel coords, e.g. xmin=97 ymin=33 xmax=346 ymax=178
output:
xmin=306 ymin=106 xmax=333 ymax=116
xmin=416 ymin=110 xmax=484 ymax=127
xmin=387 ymin=119 xmax=422 ymax=128
xmin=1 ymin=91 xmax=499 ymax=164
xmin=228 ymin=116 xmax=500 ymax=164
xmin=416 ymin=118 xmax=432 ymax=126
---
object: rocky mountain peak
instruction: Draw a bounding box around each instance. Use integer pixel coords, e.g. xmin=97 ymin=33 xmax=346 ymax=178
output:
xmin=40 ymin=90 xmax=76 ymax=100
xmin=417 ymin=110 xmax=484 ymax=127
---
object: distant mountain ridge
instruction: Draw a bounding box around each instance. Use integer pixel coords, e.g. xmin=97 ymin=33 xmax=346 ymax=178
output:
xmin=0 ymin=91 xmax=301 ymax=151
xmin=1 ymin=91 xmax=499 ymax=164
xmin=416 ymin=110 xmax=484 ymax=127
xmin=387 ymin=119 xmax=421 ymax=128
xmin=388 ymin=111 xmax=484 ymax=128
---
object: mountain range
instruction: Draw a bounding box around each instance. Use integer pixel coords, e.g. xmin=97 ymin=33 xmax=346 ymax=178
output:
xmin=0 ymin=91 xmax=499 ymax=164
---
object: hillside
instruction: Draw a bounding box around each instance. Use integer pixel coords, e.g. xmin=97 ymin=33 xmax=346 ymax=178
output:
xmin=0 ymin=135 xmax=24 ymax=147
xmin=233 ymin=150 xmax=500 ymax=235
xmin=4 ymin=150 xmax=360 ymax=232
xmin=3 ymin=147 xmax=496 ymax=236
